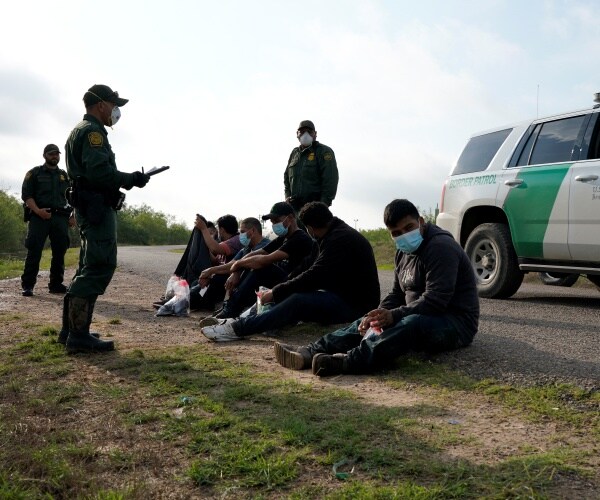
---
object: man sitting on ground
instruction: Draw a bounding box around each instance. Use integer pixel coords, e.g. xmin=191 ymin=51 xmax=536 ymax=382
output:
xmin=273 ymin=199 xmax=480 ymax=377
xmin=213 ymin=201 xmax=315 ymax=318
xmin=190 ymin=217 xmax=271 ymax=311
xmin=154 ymin=214 xmax=242 ymax=308
xmin=201 ymin=202 xmax=380 ymax=341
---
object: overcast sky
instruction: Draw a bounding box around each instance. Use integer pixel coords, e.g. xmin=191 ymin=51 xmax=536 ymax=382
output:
xmin=1 ymin=0 xmax=599 ymax=230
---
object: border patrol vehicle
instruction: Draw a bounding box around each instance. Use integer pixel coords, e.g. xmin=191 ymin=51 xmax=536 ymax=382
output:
xmin=436 ymin=95 xmax=600 ymax=298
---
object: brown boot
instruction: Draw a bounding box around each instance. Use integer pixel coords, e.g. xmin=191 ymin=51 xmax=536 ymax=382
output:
xmin=312 ymin=353 xmax=348 ymax=377
xmin=66 ymin=297 xmax=114 ymax=353
xmin=274 ymin=342 xmax=313 ymax=370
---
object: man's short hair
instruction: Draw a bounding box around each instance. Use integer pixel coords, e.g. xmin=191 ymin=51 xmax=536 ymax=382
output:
xmin=299 ymin=202 xmax=333 ymax=229
xmin=241 ymin=217 xmax=262 ymax=235
xmin=384 ymin=199 xmax=420 ymax=227
xmin=217 ymin=215 xmax=238 ymax=235
xmin=206 ymin=220 xmax=215 ymax=229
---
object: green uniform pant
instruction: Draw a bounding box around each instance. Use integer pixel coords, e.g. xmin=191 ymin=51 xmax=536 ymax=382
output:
xmin=21 ymin=213 xmax=70 ymax=289
xmin=68 ymin=208 xmax=117 ymax=298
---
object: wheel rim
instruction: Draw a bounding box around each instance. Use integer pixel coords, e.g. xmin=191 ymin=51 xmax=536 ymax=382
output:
xmin=470 ymin=237 xmax=499 ymax=285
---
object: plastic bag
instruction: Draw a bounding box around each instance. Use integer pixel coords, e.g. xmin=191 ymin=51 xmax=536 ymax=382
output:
xmin=164 ymin=275 xmax=179 ymax=302
xmin=256 ymin=286 xmax=272 ymax=315
xmin=156 ymin=278 xmax=190 ymax=317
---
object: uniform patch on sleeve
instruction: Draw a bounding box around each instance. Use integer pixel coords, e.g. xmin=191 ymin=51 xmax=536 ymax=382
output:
xmin=25 ymin=171 xmax=33 ymax=180
xmin=324 ymin=153 xmax=333 ymax=161
xmin=88 ymin=132 xmax=104 ymax=147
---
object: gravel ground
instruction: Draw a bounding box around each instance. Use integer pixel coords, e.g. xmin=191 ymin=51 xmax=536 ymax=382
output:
xmin=114 ymin=246 xmax=600 ymax=390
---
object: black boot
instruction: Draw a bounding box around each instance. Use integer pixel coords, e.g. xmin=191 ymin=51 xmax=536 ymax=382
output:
xmin=66 ymin=296 xmax=114 ymax=353
xmin=274 ymin=342 xmax=313 ymax=370
xmin=58 ymin=295 xmax=100 ymax=345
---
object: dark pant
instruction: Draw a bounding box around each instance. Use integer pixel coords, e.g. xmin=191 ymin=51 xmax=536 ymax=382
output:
xmin=190 ymin=274 xmax=227 ymax=310
xmin=224 ymin=264 xmax=289 ymax=316
xmin=233 ymin=290 xmax=358 ymax=337
xmin=174 ymin=229 xmax=213 ymax=284
xmin=68 ymin=209 xmax=117 ymax=298
xmin=21 ymin=213 xmax=70 ymax=289
xmin=308 ymin=314 xmax=475 ymax=373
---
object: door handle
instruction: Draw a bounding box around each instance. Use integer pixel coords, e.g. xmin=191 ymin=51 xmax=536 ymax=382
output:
xmin=574 ymin=174 xmax=599 ymax=182
xmin=504 ymin=179 xmax=524 ymax=187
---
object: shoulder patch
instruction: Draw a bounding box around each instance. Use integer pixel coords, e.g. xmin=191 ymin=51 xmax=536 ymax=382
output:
xmin=88 ymin=131 xmax=104 ymax=147
xmin=25 ymin=171 xmax=33 ymax=180
xmin=324 ymin=153 xmax=333 ymax=161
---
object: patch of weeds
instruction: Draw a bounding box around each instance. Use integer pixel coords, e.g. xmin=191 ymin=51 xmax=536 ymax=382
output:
xmin=107 ymin=316 xmax=122 ymax=325
xmin=0 ymin=312 xmax=23 ymax=322
xmin=37 ymin=325 xmax=58 ymax=336
xmin=126 ymin=410 xmax=163 ymax=425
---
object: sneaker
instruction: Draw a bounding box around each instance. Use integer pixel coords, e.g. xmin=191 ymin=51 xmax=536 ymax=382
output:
xmin=48 ymin=284 xmax=68 ymax=294
xmin=312 ymin=353 xmax=347 ymax=377
xmin=201 ymin=319 xmax=240 ymax=342
xmin=22 ymin=288 xmax=33 ymax=297
xmin=198 ymin=316 xmax=220 ymax=328
xmin=274 ymin=342 xmax=312 ymax=370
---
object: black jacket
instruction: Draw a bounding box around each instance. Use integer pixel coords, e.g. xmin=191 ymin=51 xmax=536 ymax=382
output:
xmin=380 ymin=223 xmax=479 ymax=337
xmin=272 ymin=217 xmax=380 ymax=316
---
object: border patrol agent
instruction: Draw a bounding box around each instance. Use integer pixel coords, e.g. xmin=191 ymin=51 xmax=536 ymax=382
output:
xmin=58 ymin=84 xmax=150 ymax=352
xmin=21 ymin=144 xmax=73 ymax=296
xmin=284 ymin=120 xmax=339 ymax=211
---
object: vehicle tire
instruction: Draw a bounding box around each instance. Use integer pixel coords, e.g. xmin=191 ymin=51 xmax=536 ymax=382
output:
xmin=464 ymin=223 xmax=524 ymax=299
xmin=538 ymin=272 xmax=579 ymax=287
xmin=586 ymin=274 xmax=600 ymax=291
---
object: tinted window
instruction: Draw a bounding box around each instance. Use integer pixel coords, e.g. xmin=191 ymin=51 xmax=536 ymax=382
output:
xmin=452 ymin=128 xmax=512 ymax=175
xmin=528 ymin=115 xmax=586 ymax=165
xmin=515 ymin=124 xmax=541 ymax=167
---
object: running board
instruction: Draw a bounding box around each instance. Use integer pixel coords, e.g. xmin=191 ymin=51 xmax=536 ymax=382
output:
xmin=519 ymin=264 xmax=600 ymax=275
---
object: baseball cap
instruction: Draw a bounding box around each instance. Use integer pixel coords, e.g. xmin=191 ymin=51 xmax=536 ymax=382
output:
xmin=43 ymin=144 xmax=61 ymax=154
xmin=261 ymin=202 xmax=295 ymax=221
xmin=298 ymin=120 xmax=315 ymax=131
xmin=83 ymin=84 xmax=129 ymax=107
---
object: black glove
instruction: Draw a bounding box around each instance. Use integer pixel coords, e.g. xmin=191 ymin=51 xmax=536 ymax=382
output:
xmin=131 ymin=171 xmax=151 ymax=188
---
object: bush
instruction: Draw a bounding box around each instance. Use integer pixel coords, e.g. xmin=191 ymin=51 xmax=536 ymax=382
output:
xmin=116 ymin=204 xmax=189 ymax=245
xmin=0 ymin=190 xmax=27 ymax=252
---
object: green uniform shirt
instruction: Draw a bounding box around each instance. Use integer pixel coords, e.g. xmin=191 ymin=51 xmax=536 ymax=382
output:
xmin=64 ymin=114 xmax=134 ymax=192
xmin=284 ymin=141 xmax=339 ymax=207
xmin=21 ymin=165 xmax=70 ymax=209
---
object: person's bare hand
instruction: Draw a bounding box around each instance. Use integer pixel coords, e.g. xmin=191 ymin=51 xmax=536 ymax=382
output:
xmin=364 ymin=308 xmax=394 ymax=329
xmin=225 ymin=272 xmax=240 ymax=291
xmin=259 ymin=290 xmax=274 ymax=304
xmin=194 ymin=215 xmax=207 ymax=231
xmin=38 ymin=208 xmax=51 ymax=220
xmin=198 ymin=277 xmax=210 ymax=288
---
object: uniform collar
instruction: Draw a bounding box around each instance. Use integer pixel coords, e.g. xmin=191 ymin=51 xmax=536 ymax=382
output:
xmin=83 ymin=113 xmax=108 ymax=133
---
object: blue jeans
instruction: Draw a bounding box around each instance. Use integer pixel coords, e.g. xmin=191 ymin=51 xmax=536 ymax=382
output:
xmin=233 ymin=291 xmax=358 ymax=337
xmin=308 ymin=314 xmax=475 ymax=373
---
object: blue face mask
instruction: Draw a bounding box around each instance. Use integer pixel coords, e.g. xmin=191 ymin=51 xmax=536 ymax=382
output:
xmin=393 ymin=226 xmax=423 ymax=253
xmin=272 ymin=220 xmax=289 ymax=237
xmin=239 ymin=231 xmax=250 ymax=247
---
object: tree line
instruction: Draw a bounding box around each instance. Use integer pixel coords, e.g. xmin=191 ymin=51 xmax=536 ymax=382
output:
xmin=0 ymin=190 xmax=190 ymax=253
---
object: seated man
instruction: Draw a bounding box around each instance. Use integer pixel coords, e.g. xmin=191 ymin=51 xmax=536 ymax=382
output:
xmin=154 ymin=214 xmax=241 ymax=308
xmin=190 ymin=217 xmax=271 ymax=311
xmin=273 ymin=199 xmax=480 ymax=377
xmin=201 ymin=202 xmax=381 ymax=341
xmin=214 ymin=201 xmax=315 ymax=318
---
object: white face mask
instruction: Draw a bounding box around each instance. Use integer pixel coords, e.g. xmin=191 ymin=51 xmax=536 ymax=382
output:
xmin=110 ymin=106 xmax=121 ymax=126
xmin=299 ymin=131 xmax=313 ymax=147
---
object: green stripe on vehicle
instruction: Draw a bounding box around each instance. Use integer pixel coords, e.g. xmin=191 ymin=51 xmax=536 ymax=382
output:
xmin=503 ymin=164 xmax=571 ymax=258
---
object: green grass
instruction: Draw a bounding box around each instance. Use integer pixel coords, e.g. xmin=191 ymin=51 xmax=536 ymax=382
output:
xmin=0 ymin=247 xmax=80 ymax=280
xmin=1 ymin=313 xmax=596 ymax=498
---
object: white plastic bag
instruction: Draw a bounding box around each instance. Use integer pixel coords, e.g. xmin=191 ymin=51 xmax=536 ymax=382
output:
xmin=156 ymin=278 xmax=190 ymax=317
xmin=164 ymin=275 xmax=179 ymax=301
xmin=256 ymin=286 xmax=272 ymax=315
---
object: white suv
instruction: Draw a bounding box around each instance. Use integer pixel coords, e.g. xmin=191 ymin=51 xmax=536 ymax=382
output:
xmin=436 ymin=97 xmax=600 ymax=298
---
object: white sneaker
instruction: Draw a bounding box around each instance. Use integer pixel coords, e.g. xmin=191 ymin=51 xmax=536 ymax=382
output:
xmin=201 ymin=319 xmax=240 ymax=342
